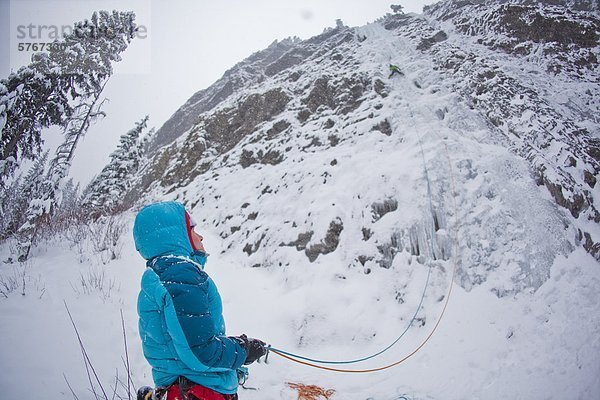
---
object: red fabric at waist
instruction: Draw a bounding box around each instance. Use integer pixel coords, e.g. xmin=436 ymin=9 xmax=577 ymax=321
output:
xmin=166 ymin=383 xmax=235 ymax=400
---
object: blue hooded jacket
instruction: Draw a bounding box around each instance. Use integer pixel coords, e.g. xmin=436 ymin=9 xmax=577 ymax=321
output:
xmin=133 ymin=201 xmax=247 ymax=394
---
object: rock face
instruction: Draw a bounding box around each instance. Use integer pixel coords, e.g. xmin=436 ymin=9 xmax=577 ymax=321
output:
xmin=420 ymin=0 xmax=599 ymax=259
xmin=128 ymin=0 xmax=599 ymax=296
xmin=147 ymin=38 xmax=301 ymax=153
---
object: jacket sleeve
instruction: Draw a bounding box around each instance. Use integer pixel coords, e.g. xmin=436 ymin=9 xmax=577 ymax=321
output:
xmin=160 ymin=263 xmax=247 ymax=370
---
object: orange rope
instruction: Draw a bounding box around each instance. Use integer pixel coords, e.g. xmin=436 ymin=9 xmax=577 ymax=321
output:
xmin=286 ymin=382 xmax=335 ymax=400
xmin=270 ymin=141 xmax=460 ymax=373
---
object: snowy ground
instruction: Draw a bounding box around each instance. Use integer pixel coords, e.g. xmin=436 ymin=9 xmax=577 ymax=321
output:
xmin=0 ymin=211 xmax=598 ymax=400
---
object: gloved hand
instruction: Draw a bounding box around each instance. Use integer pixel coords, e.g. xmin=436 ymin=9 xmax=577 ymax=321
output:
xmin=235 ymin=334 xmax=267 ymax=365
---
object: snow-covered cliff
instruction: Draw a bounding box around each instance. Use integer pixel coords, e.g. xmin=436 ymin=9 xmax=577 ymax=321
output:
xmin=132 ymin=0 xmax=599 ymax=294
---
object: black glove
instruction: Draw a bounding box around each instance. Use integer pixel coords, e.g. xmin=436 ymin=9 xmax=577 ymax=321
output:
xmin=235 ymin=334 xmax=267 ymax=365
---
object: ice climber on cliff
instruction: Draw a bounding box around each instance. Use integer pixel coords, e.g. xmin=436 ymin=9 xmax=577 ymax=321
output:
xmin=133 ymin=201 xmax=267 ymax=400
xmin=389 ymin=64 xmax=403 ymax=78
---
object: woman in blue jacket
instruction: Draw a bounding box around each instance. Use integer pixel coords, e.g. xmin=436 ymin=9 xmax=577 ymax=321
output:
xmin=133 ymin=201 xmax=266 ymax=400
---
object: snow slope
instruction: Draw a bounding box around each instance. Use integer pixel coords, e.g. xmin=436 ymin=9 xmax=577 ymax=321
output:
xmin=1 ymin=1 xmax=600 ymax=399
xmin=0 ymin=216 xmax=598 ymax=399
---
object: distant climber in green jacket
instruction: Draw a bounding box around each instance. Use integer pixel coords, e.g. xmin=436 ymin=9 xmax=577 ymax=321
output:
xmin=389 ymin=64 xmax=404 ymax=78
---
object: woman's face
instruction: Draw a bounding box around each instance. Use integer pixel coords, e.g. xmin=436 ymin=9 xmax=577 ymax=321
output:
xmin=190 ymin=229 xmax=206 ymax=253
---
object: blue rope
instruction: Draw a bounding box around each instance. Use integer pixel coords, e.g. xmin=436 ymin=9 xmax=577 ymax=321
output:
xmin=267 ymin=97 xmax=438 ymax=366
xmin=268 ymin=260 xmax=432 ymax=364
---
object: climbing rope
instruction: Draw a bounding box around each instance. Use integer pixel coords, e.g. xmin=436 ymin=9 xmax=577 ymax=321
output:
xmin=267 ymin=82 xmax=461 ymax=373
xmin=286 ymin=382 xmax=335 ymax=400
xmin=268 ymin=142 xmax=459 ymax=373
xmin=267 ymin=261 xmax=431 ymax=364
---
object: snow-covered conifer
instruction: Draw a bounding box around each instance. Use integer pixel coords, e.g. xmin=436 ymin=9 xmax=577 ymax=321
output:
xmin=83 ymin=116 xmax=150 ymax=216
xmin=390 ymin=4 xmax=405 ymax=14
xmin=11 ymin=11 xmax=139 ymax=261
xmin=0 ymin=10 xmax=137 ymax=186
xmin=0 ymin=151 xmax=49 ymax=242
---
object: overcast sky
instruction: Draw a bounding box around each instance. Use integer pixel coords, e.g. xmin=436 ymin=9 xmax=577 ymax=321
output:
xmin=1 ymin=0 xmax=436 ymax=185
